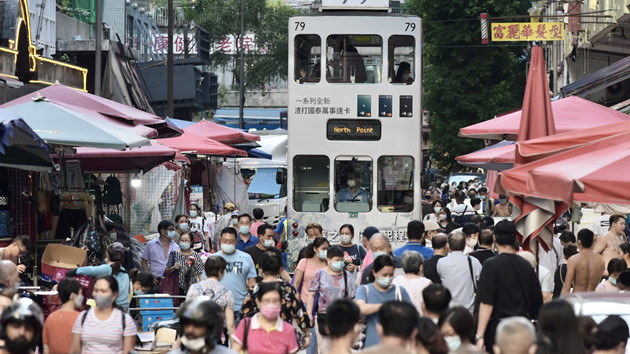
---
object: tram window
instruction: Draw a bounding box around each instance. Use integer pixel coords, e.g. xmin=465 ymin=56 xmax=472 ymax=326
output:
xmin=326 ymin=35 xmax=382 ymax=84
xmin=377 ymin=156 xmax=414 ymax=212
xmin=293 ymin=155 xmax=329 ymax=212
xmin=334 ymin=157 xmax=372 ymax=212
xmin=295 ymin=35 xmax=321 ymax=84
xmin=388 ymin=35 xmax=415 ymax=84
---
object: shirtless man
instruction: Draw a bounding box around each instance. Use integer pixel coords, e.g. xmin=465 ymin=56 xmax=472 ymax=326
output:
xmin=593 ymin=215 xmax=626 ymax=271
xmin=561 ymin=229 xmax=605 ymax=295
xmin=493 ymin=195 xmax=512 ymax=217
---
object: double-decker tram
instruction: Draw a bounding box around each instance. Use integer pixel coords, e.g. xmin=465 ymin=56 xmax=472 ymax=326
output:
xmin=287 ymin=0 xmax=422 ymax=246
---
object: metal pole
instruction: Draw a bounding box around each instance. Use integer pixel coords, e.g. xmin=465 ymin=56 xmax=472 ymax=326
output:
xmin=238 ymin=0 xmax=245 ymax=130
xmin=94 ymin=0 xmax=103 ymax=95
xmin=167 ymin=0 xmax=174 ymax=117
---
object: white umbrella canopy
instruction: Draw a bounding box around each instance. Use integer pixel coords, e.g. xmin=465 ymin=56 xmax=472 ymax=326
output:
xmin=3 ymin=99 xmax=149 ymax=150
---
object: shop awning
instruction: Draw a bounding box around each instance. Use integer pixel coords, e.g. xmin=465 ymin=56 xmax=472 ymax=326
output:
xmin=2 ymin=84 xmax=182 ymax=138
xmin=184 ymin=120 xmax=260 ymax=145
xmin=59 ymin=141 xmax=179 ymax=173
xmin=0 ymin=109 xmax=54 ymax=172
xmin=3 ymin=100 xmax=150 ymax=150
xmin=156 ymin=131 xmax=247 ymax=156
xmin=561 ymin=55 xmax=630 ymax=98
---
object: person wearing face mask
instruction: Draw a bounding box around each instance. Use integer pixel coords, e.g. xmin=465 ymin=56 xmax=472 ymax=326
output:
xmin=336 ymin=224 xmax=366 ymax=274
xmin=360 ymin=234 xmax=404 ymax=285
xmin=174 ymin=214 xmax=190 ymax=243
xmin=235 ymin=213 xmax=259 ymax=251
xmin=141 ymin=220 xmax=180 ymax=281
xmin=293 ymin=237 xmax=330 ymax=302
xmin=394 ymin=220 xmax=434 ymax=261
xmin=596 ymin=258 xmax=627 ymax=293
xmin=169 ymin=297 xmax=235 ymax=354
xmin=336 ymin=170 xmax=369 ymax=204
xmin=438 ymin=306 xmax=485 ymax=353
xmin=462 ymin=223 xmax=481 ymax=255
xmin=436 ymin=230 xmax=481 ymax=314
xmin=66 ymin=242 xmax=131 ymax=311
xmin=69 ymin=276 xmax=137 ymax=354
xmin=476 ymin=187 xmax=494 ymax=216
xmin=165 ymin=233 xmax=205 ymax=295
xmin=245 ymin=224 xmax=292 ymax=282
xmin=307 ymin=246 xmax=356 ymax=353
xmin=232 ymin=282 xmax=299 ymax=354
xmin=214 ymin=228 xmax=257 ymax=327
xmin=423 ymin=200 xmax=445 ymax=223
xmin=128 ymin=270 xmax=154 ymax=315
xmin=355 ymin=255 xmax=412 ymax=349
xmin=188 ymin=204 xmax=213 ymax=252
xmin=212 ymin=203 xmax=237 ymax=251
xmin=438 ymin=207 xmax=452 ymax=229
xmin=1 ymin=298 xmax=44 ymax=354
xmin=43 ymin=278 xmax=83 ymax=354
xmin=493 ymin=195 xmax=513 ymax=217
xmin=393 ymin=61 xmax=414 ymax=84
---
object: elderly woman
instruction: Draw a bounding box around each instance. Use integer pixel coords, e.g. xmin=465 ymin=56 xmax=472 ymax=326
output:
xmin=392 ymin=250 xmax=432 ymax=315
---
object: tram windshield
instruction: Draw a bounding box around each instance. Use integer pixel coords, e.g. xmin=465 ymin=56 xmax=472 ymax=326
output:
xmin=377 ymin=156 xmax=414 ymax=212
xmin=293 ymin=155 xmax=330 ymax=212
xmin=334 ymin=156 xmax=372 ymax=212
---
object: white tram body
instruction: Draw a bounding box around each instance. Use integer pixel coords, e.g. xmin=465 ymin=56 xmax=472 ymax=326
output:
xmin=287 ymin=4 xmax=422 ymax=246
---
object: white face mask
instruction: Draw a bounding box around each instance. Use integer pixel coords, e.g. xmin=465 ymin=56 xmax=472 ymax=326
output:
xmin=347 ymin=179 xmax=357 ymax=188
xmin=439 ymin=214 xmax=447 ymax=221
xmin=263 ymin=239 xmax=275 ymax=248
xmin=340 ymin=234 xmax=352 ymax=244
xmin=444 ymin=335 xmax=461 ymax=351
xmin=468 ymin=238 xmax=478 ymax=247
xmin=434 ymin=206 xmax=442 ymax=214
xmin=181 ymin=336 xmax=207 ymax=351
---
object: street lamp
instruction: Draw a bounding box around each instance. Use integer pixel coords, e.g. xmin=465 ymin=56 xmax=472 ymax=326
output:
xmin=131 ymin=173 xmax=142 ymax=188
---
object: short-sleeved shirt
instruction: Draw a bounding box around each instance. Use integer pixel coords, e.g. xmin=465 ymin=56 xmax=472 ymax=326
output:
xmin=423 ymin=254 xmax=444 ymax=284
xmin=71 ymin=308 xmax=137 ymax=354
xmin=237 ymin=234 xmax=259 ymax=251
xmin=309 ymin=269 xmax=356 ymax=313
xmin=213 ymin=251 xmax=257 ymax=311
xmin=355 ymin=283 xmax=412 ymax=348
xmin=241 ymin=280 xmax=311 ymax=332
xmin=393 ymin=241 xmax=434 ymax=261
xmin=250 ymin=222 xmax=265 ymax=237
xmin=336 ymin=186 xmax=369 ymax=203
xmin=436 ymin=251 xmax=482 ymax=313
xmin=244 ymin=245 xmax=282 ymax=272
xmin=43 ymin=309 xmax=80 ymax=354
xmin=141 ymin=237 xmax=179 ymax=277
xmin=166 ymin=250 xmax=205 ymax=289
xmin=231 ymin=313 xmax=298 ymax=354
xmin=593 ymin=214 xmax=611 ymax=237
xmin=76 ymin=264 xmax=130 ymax=311
xmin=295 ymin=258 xmax=326 ymax=300
xmin=168 ymin=344 xmax=236 ymax=354
xmin=338 ymin=244 xmax=367 ymax=267
xmin=477 ymin=253 xmax=543 ymax=320
xmin=186 ymin=278 xmax=235 ymax=310
xmin=392 ymin=275 xmax=432 ymax=315
xmin=360 ymin=256 xmax=404 ymax=285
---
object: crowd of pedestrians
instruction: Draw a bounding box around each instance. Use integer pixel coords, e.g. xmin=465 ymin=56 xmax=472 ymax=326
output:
xmin=0 ymin=181 xmax=629 ymax=354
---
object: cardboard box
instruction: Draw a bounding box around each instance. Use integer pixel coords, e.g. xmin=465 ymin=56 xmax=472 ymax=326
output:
xmin=41 ymin=244 xmax=87 ymax=283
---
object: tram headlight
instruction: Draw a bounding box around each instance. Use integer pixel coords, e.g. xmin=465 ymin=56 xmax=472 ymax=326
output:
xmin=292 ymin=230 xmax=299 ymax=236
xmin=292 ymin=222 xmax=298 ymax=229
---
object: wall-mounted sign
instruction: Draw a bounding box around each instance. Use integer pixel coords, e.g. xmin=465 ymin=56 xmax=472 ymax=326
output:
xmin=491 ymin=22 xmax=564 ymax=41
xmin=327 ymin=119 xmax=381 ymax=141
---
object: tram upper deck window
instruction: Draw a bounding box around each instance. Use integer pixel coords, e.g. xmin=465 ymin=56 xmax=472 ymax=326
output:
xmin=334 ymin=157 xmax=372 ymax=212
xmin=295 ymin=35 xmax=321 ymax=84
xmin=377 ymin=156 xmax=414 ymax=212
xmin=326 ymin=35 xmax=382 ymax=84
xmin=388 ymin=35 xmax=415 ymax=84
xmin=293 ymin=155 xmax=329 ymax=212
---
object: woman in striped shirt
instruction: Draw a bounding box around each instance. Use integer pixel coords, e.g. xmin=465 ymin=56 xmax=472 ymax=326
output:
xmin=165 ymin=232 xmax=205 ymax=294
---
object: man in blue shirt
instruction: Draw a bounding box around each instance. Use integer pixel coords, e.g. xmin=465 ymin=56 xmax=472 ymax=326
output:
xmin=336 ymin=170 xmax=369 ymax=203
xmin=393 ymin=220 xmax=434 ymax=261
xmin=236 ymin=213 xmax=259 ymax=251
xmin=214 ymin=227 xmax=257 ymax=326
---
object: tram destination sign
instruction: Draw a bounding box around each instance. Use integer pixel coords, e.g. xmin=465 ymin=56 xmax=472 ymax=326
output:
xmin=327 ymin=119 xmax=381 ymax=141
xmin=322 ymin=0 xmax=389 ymax=8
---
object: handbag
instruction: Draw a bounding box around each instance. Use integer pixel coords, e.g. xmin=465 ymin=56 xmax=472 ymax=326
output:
xmin=316 ymin=270 xmax=347 ymax=336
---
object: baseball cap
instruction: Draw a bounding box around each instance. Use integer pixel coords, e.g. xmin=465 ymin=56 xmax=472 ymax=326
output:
xmin=224 ymin=203 xmax=236 ymax=211
xmin=423 ymin=220 xmax=440 ymax=231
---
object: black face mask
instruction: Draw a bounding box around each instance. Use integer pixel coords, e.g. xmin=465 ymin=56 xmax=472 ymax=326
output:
xmin=5 ymin=337 xmax=33 ymax=354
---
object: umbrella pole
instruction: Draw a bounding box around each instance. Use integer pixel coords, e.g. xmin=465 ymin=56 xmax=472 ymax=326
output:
xmin=205 ymin=156 xmax=213 ymax=213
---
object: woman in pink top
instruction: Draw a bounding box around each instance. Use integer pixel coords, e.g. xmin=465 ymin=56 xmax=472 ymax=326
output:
xmin=292 ymin=237 xmax=330 ymax=301
xmin=232 ymin=282 xmax=298 ymax=354
xmin=596 ymin=258 xmax=627 ymax=293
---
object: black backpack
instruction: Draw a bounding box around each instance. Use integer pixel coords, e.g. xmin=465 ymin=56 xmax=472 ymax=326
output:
xmin=103 ymin=176 xmax=123 ymax=206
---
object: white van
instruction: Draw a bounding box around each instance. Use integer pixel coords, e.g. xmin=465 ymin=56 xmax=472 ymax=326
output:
xmin=226 ymin=158 xmax=287 ymax=227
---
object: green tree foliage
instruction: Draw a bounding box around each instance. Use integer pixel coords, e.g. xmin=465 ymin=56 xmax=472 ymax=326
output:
xmin=404 ymin=0 xmax=530 ymax=171
xmin=188 ymin=0 xmax=298 ymax=90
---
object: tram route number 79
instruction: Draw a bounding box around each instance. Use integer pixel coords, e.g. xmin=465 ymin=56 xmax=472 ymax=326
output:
xmin=294 ymin=22 xmax=306 ymax=31
xmin=405 ymin=22 xmax=416 ymax=32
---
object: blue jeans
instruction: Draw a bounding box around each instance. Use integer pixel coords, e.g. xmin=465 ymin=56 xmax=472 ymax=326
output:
xmin=307 ymin=327 xmax=318 ymax=354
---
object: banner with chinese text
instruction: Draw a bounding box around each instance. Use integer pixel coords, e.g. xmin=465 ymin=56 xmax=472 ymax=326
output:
xmin=491 ymin=22 xmax=564 ymax=41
